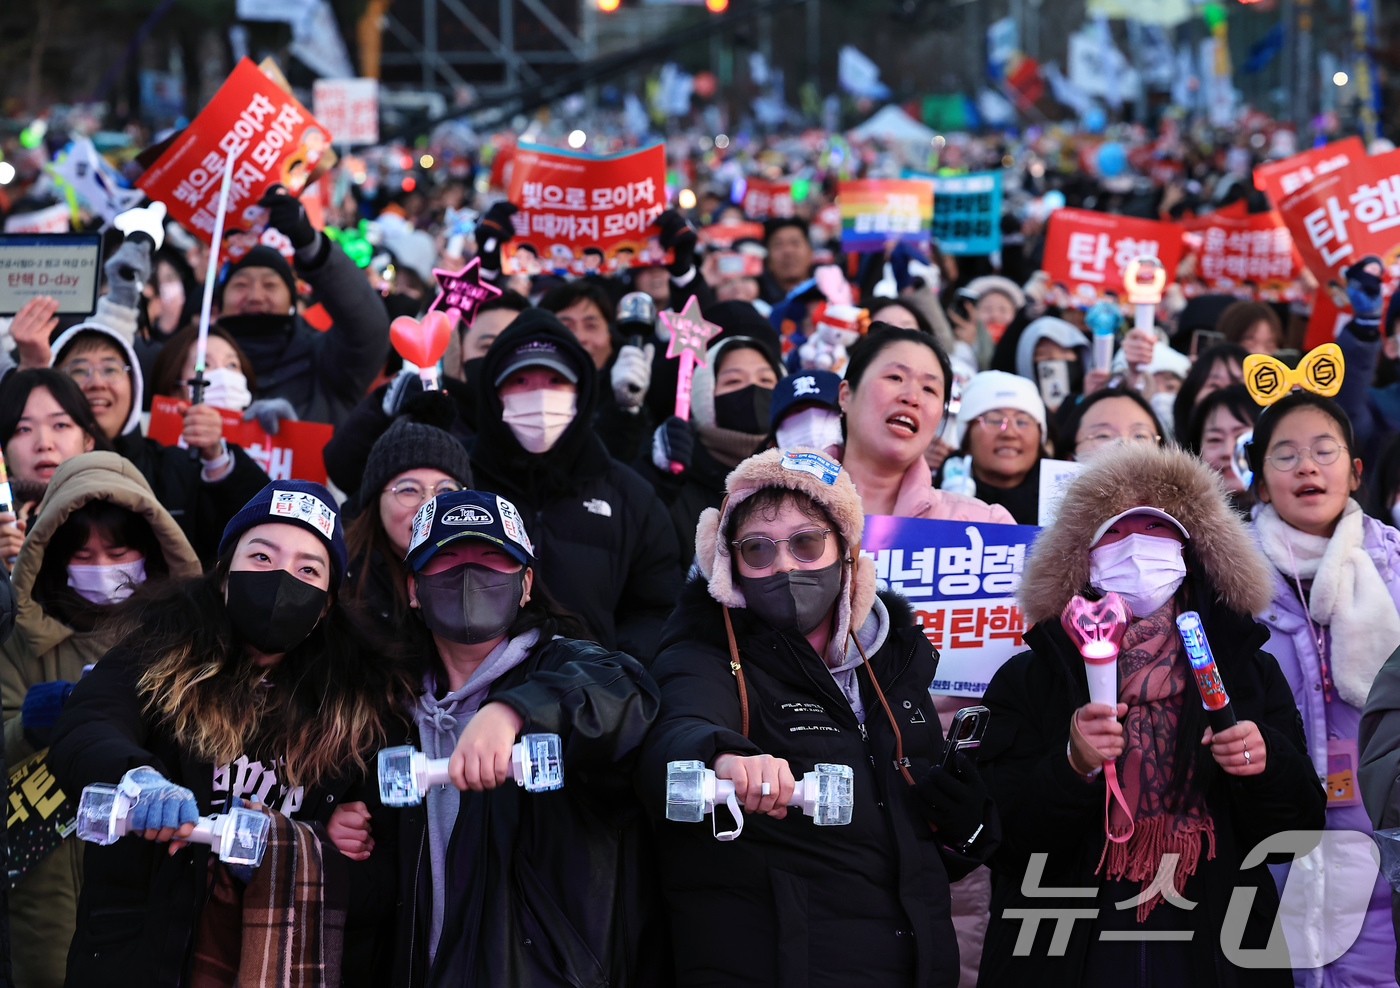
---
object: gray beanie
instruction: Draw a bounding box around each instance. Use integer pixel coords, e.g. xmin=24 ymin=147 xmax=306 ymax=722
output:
xmin=360 ymin=419 xmax=474 ymax=507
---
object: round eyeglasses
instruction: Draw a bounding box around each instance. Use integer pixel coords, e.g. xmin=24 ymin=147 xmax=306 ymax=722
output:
xmin=730 ymin=528 xmax=832 ymax=569
xmin=384 ymin=479 xmax=463 ymax=507
xmin=1264 ymin=440 xmax=1344 ymax=472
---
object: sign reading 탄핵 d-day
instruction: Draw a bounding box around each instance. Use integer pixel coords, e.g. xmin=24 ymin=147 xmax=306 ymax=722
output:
xmin=861 ymin=515 xmax=1038 ymax=697
xmin=0 ymin=233 xmax=103 ymax=316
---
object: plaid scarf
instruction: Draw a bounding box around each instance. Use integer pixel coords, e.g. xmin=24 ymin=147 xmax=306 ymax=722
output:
xmin=1100 ymin=602 xmax=1216 ymax=920
xmin=189 ymin=811 xmax=349 ymax=988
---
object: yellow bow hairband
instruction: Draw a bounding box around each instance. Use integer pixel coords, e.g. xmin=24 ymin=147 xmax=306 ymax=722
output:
xmin=1242 ymin=343 xmax=1344 ymax=407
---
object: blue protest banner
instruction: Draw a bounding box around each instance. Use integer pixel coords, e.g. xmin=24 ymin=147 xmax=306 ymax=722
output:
xmin=862 ymin=514 xmax=1038 ymax=696
xmin=906 ymin=170 xmax=1003 ymax=256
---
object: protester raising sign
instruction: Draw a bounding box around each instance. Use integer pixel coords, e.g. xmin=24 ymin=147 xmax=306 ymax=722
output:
xmin=861 ymin=515 xmax=1038 ymax=697
xmin=1040 ymin=207 xmax=1183 ymax=304
xmin=1270 ymin=146 xmax=1400 ymax=283
xmin=838 ymin=179 xmax=933 ymax=253
xmin=1253 ymin=136 xmax=1365 ymax=203
xmin=137 ymin=58 xmax=332 ymax=259
xmin=1180 ymin=208 xmax=1302 ymax=298
xmin=503 ymin=142 xmax=666 ymax=275
xmin=147 ymin=396 xmax=333 ymax=484
xmin=741 ymin=179 xmax=795 ymax=220
xmin=918 ymin=170 xmax=1002 ymax=256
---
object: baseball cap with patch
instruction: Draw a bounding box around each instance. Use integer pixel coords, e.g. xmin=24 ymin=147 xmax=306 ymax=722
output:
xmin=492 ymin=339 xmax=581 ymax=387
xmin=769 ymin=369 xmax=842 ymax=430
xmin=406 ymin=489 xmax=537 ymax=571
xmin=1091 ymin=506 xmax=1191 ymax=547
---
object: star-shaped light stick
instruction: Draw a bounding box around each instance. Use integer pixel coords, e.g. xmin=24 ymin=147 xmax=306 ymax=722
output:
xmin=429 ymin=257 xmax=503 ymax=331
xmin=659 ymin=295 xmax=722 ymax=473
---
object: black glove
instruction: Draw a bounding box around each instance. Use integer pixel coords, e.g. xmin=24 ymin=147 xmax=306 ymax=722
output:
xmin=476 ymin=202 xmax=519 ymax=274
xmin=912 ymin=752 xmax=989 ymax=848
xmin=258 ymin=184 xmax=316 ymax=250
xmin=653 ymin=210 xmax=697 ymax=277
xmin=651 ymin=416 xmax=694 ymax=474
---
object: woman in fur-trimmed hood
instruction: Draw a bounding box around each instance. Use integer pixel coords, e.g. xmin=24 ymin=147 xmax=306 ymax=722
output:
xmin=977 ymin=442 xmax=1325 ymax=988
xmin=637 ymin=447 xmax=999 ymax=988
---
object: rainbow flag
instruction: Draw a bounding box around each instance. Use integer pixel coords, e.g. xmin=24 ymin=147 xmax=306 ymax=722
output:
xmin=839 ymin=178 xmax=933 ymax=252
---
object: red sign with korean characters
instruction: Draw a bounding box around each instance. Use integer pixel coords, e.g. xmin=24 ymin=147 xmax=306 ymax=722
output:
xmin=1253 ymin=136 xmax=1365 ymax=203
xmin=147 ymin=396 xmax=333 ymax=485
xmin=1180 ymin=209 xmax=1303 ymax=298
xmin=503 ymin=142 xmax=666 ymax=276
xmin=1273 ymin=147 xmax=1400 ymax=282
xmin=741 ymin=179 xmax=795 ymax=220
xmin=137 ymin=58 xmax=332 ymax=260
xmin=1041 ymin=208 xmax=1184 ymax=305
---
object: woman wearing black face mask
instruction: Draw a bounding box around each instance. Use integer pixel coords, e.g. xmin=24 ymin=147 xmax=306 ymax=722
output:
xmin=638 ymin=447 xmax=999 ymax=988
xmin=323 ymin=488 xmax=663 ymax=987
xmin=646 ymin=335 xmax=786 ymax=566
xmin=48 ymin=480 xmax=414 ymax=988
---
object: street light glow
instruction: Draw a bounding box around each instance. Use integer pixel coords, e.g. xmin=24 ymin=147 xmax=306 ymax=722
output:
xmin=568 ymin=130 xmax=587 ymax=148
xmin=1333 ymin=71 xmax=1349 ymax=87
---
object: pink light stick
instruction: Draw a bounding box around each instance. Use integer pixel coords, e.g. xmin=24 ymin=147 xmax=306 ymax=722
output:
xmin=659 ymin=296 xmax=722 ymax=474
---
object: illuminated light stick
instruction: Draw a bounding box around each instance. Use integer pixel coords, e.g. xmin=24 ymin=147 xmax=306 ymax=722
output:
xmin=76 ymin=783 xmax=270 ymax=866
xmin=423 ymin=257 xmax=502 ymax=392
xmin=1060 ymin=592 xmax=1136 ymax=843
xmin=376 ymin=734 xmax=565 ymax=807
xmin=1122 ymin=255 xmax=1166 ymax=380
xmin=659 ymin=296 xmax=722 ymax=474
xmin=191 ymin=149 xmax=237 ymax=409
xmin=1175 ymin=611 xmax=1238 ymax=733
xmin=1085 ymin=300 xmax=1120 ymax=373
xmin=664 ymin=760 xmax=854 ymax=841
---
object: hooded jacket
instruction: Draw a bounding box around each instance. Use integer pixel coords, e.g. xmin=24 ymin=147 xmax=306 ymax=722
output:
xmin=52 ymin=315 xmax=272 ymax=567
xmin=0 ymin=452 xmax=200 ymax=988
xmin=638 ymin=448 xmax=999 ymax=988
xmin=470 ymin=312 xmax=682 ymax=661
xmin=391 ymin=632 xmax=665 ymax=988
xmin=978 ymin=444 xmax=1326 ymax=988
xmin=220 ymin=236 xmax=390 ymax=427
xmin=1013 ymin=316 xmax=1089 ymax=383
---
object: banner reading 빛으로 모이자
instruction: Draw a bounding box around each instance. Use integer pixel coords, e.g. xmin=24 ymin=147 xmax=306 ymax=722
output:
xmin=861 ymin=515 xmax=1039 ymax=697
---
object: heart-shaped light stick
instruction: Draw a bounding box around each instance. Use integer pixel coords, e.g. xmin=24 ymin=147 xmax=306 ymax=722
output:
xmin=390 ymin=311 xmax=453 ymax=391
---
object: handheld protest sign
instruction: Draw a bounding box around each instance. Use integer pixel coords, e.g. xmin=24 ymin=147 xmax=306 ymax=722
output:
xmin=660 ymin=296 xmax=721 ymax=472
xmin=390 ymin=311 xmax=454 ymax=391
xmin=0 ymin=233 xmax=103 ymax=317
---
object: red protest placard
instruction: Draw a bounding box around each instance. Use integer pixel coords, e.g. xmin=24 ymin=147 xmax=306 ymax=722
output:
xmin=503 ymin=142 xmax=666 ymax=276
xmin=1253 ymin=137 xmax=1365 ymax=203
xmin=147 ymin=396 xmax=333 ymax=484
xmin=1180 ymin=210 xmax=1302 ymax=297
xmin=699 ymin=220 xmax=765 ymax=249
xmin=1040 ymin=208 xmax=1184 ymax=304
xmin=742 ymin=180 xmax=795 ymax=220
xmin=1273 ymin=147 xmax=1400 ymax=285
xmin=137 ymin=58 xmax=332 ymax=260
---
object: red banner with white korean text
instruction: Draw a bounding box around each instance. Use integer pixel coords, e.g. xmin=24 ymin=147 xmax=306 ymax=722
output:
xmin=1180 ymin=209 xmax=1303 ymax=299
xmin=741 ymin=180 xmax=795 ymax=220
xmin=137 ymin=58 xmax=332 ymax=261
xmin=1040 ymin=208 xmax=1184 ymax=305
xmin=1272 ymin=147 xmax=1400 ymax=287
xmin=503 ymin=142 xmax=666 ymax=276
xmin=147 ymin=396 xmax=333 ymax=484
xmin=1253 ymin=137 xmax=1366 ymax=203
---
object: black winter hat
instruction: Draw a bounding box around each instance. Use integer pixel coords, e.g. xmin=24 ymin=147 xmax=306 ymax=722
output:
xmin=218 ymin=245 xmax=297 ymax=307
xmin=360 ymin=418 xmax=474 ymax=511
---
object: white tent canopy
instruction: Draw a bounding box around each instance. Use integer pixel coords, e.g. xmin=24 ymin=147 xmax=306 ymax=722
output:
xmin=849 ymin=105 xmax=937 ymax=144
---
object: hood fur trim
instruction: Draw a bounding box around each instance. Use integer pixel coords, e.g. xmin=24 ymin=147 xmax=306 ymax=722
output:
xmin=1019 ymin=443 xmax=1273 ymax=624
xmin=695 ymin=447 xmax=877 ymax=658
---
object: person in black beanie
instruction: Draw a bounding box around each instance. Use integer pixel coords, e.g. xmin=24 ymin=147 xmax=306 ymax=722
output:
xmin=470 ymin=310 xmax=682 ymax=661
xmin=343 ymin=418 xmax=475 ymax=636
xmin=214 ymin=186 xmax=390 ymax=429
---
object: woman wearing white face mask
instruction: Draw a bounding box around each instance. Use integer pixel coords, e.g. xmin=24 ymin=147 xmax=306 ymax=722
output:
xmin=471 ymin=311 xmax=683 ymax=662
xmin=0 ymin=451 xmax=200 ymax=988
xmin=978 ymin=442 xmax=1325 ymax=988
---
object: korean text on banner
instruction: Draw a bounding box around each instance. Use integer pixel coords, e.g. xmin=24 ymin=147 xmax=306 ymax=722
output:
xmin=839 ymin=179 xmax=933 ymax=253
xmin=312 ymin=78 xmax=378 ymax=146
xmin=742 ymin=180 xmax=795 ymax=220
xmin=1181 ymin=209 xmax=1302 ymax=295
xmin=1253 ymin=137 xmax=1365 ymax=203
xmin=928 ymin=170 xmax=1003 ymax=256
xmin=7 ymin=748 xmax=77 ymax=889
xmin=504 ymin=142 xmax=666 ymax=276
xmin=1271 ymin=146 xmax=1400 ymax=286
xmin=862 ymin=515 xmax=1038 ymax=696
xmin=137 ymin=58 xmax=332 ymax=258
xmin=147 ymin=396 xmax=333 ymax=484
xmin=1040 ymin=207 xmax=1183 ymax=304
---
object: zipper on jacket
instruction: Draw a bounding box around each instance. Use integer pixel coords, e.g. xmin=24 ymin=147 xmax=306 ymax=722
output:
xmin=408 ymin=823 xmax=427 ymax=985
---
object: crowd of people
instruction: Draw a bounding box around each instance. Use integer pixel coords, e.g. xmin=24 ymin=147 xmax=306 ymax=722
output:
xmin=1 ymin=111 xmax=1400 ymax=988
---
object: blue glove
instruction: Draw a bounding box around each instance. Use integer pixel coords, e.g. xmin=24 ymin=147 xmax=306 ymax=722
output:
xmin=243 ymin=397 xmax=299 ymax=435
xmin=652 ymin=416 xmax=694 ymax=474
xmin=119 ymin=766 xmax=199 ymax=834
xmin=21 ymin=680 xmax=73 ymax=730
xmin=1346 ymin=265 xmax=1384 ymax=325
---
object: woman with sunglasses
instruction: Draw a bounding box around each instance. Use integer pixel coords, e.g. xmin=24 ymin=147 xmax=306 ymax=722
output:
xmin=343 ymin=418 xmax=474 ymax=637
xmin=1247 ymin=389 xmax=1400 ymax=986
xmin=946 ymin=371 xmax=1050 ymax=526
xmin=639 ymin=448 xmax=998 ymax=987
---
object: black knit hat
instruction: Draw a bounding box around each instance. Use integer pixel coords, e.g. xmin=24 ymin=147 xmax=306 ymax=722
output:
xmin=218 ymin=245 xmax=297 ymax=307
xmin=360 ymin=419 xmax=474 ymax=508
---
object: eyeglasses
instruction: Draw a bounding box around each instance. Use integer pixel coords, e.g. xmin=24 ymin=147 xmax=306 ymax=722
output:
xmin=1076 ymin=430 xmax=1160 ymax=453
xmin=730 ymin=528 xmax=831 ymax=569
xmin=1264 ymin=440 xmax=1345 ymax=472
xmin=63 ymin=361 xmax=130 ymax=384
xmin=974 ymin=412 xmax=1038 ymax=433
xmin=384 ymin=479 xmax=463 ymax=507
